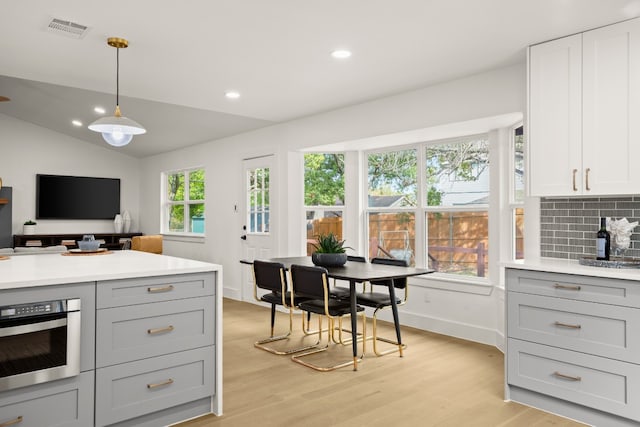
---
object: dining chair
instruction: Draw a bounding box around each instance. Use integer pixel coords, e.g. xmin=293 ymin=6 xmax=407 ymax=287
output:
xmin=330 ymin=255 xmax=367 ymax=299
xmin=355 ymin=257 xmax=409 ymax=356
xmin=252 ymin=260 xmax=317 ymax=355
xmin=289 ymin=264 xmax=366 ymax=371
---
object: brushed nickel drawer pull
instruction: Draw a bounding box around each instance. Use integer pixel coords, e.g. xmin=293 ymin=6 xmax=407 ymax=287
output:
xmin=0 ymin=416 xmax=23 ymax=427
xmin=147 ymin=285 xmax=174 ymax=293
xmin=554 ymin=284 xmax=581 ymax=291
xmin=572 ymin=169 xmax=578 ymax=191
xmin=147 ymin=378 xmax=174 ymax=389
xmin=553 ymin=371 xmax=581 ymax=381
xmin=554 ymin=321 xmax=581 ymax=329
xmin=147 ymin=325 xmax=174 ymax=335
xmin=585 ymin=168 xmax=591 ymax=191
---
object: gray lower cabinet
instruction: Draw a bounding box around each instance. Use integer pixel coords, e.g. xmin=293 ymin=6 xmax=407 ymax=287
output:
xmin=95 ymin=273 xmax=216 ymax=427
xmin=506 ymin=268 xmax=640 ymax=426
xmin=0 ymin=371 xmax=94 ymax=427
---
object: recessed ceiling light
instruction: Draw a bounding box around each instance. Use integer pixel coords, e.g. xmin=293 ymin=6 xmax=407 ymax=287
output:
xmin=94 ymin=106 xmax=106 ymax=114
xmin=72 ymin=120 xmax=83 ymax=127
xmin=225 ymin=91 xmax=240 ymax=99
xmin=331 ymin=49 xmax=352 ymax=59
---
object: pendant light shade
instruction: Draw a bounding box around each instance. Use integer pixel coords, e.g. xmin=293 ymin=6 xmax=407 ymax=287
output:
xmin=89 ymin=37 xmax=145 ymax=147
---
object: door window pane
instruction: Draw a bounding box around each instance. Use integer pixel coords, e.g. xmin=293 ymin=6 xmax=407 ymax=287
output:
xmin=247 ymin=167 xmax=270 ymax=234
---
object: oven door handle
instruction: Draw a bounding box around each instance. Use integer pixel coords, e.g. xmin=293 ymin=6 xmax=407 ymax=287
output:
xmin=0 ymin=318 xmax=67 ymax=338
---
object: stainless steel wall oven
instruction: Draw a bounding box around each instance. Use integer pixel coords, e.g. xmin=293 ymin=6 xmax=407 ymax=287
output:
xmin=0 ymin=298 xmax=81 ymax=391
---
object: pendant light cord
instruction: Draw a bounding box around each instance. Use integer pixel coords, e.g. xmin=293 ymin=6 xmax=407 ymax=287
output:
xmin=116 ymin=46 xmax=120 ymax=107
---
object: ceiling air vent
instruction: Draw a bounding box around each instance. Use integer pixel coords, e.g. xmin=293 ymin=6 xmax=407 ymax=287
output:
xmin=47 ymin=18 xmax=89 ymax=39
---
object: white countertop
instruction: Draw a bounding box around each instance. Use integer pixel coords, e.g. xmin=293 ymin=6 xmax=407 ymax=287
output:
xmin=0 ymin=250 xmax=221 ymax=290
xmin=503 ymin=257 xmax=640 ymax=281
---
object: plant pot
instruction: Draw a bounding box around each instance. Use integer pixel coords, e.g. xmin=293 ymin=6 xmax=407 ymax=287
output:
xmin=311 ymin=252 xmax=347 ymax=267
xmin=23 ymin=225 xmax=36 ymax=235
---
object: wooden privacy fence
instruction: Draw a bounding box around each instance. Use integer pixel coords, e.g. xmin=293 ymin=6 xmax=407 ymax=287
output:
xmin=307 ymin=212 xmax=490 ymax=277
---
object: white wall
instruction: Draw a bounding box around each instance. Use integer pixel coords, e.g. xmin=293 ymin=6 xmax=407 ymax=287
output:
xmin=0 ymin=114 xmax=141 ymax=236
xmin=140 ymin=63 xmax=526 ymax=347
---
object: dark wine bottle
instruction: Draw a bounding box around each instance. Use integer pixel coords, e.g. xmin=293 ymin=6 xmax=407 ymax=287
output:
xmin=596 ymin=217 xmax=610 ymax=260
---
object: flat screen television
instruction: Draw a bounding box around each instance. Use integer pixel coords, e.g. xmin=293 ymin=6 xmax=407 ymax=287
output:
xmin=36 ymin=174 xmax=121 ymax=220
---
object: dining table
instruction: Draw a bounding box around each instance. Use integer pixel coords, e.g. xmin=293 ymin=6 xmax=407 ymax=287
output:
xmin=260 ymin=256 xmax=434 ymax=370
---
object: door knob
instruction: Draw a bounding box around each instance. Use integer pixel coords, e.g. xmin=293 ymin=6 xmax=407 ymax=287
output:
xmin=240 ymin=235 xmax=247 ymax=240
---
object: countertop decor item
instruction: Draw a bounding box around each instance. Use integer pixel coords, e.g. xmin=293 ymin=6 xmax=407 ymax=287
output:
xmin=122 ymin=210 xmax=131 ymax=233
xmin=23 ymin=220 xmax=36 ymax=235
xmin=310 ymin=232 xmax=351 ymax=267
xmin=608 ymin=217 xmax=639 ymax=257
xmin=88 ymin=37 xmax=146 ymax=147
xmin=77 ymin=235 xmax=101 ymax=251
xmin=113 ymin=214 xmax=123 ymax=233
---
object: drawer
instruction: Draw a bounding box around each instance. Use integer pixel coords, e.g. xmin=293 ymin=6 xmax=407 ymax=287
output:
xmin=506 ymin=269 xmax=640 ymax=308
xmin=95 ymin=346 xmax=214 ymax=427
xmin=96 ymin=296 xmax=215 ymax=367
xmin=97 ymin=272 xmax=215 ymax=308
xmin=0 ymin=371 xmax=94 ymax=427
xmin=508 ymin=292 xmax=640 ymax=363
xmin=508 ymin=339 xmax=640 ymax=421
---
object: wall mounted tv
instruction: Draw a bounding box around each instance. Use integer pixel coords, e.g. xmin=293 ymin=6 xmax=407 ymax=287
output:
xmin=36 ymin=174 xmax=121 ymax=220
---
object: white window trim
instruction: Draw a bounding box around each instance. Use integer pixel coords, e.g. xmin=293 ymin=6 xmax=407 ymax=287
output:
xmin=161 ymin=166 xmax=205 ymax=237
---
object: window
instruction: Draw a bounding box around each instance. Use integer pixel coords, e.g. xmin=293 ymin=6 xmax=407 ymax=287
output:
xmin=304 ymin=153 xmax=344 ymax=255
xmin=367 ymin=148 xmax=417 ymax=264
xmin=247 ymin=166 xmax=270 ymax=234
xmin=163 ymin=168 xmax=205 ymax=234
xmin=511 ymin=125 xmax=525 ymax=259
xmin=425 ymin=138 xmax=489 ymax=277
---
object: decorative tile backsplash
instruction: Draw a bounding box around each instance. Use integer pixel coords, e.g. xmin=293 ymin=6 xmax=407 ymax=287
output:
xmin=540 ymin=197 xmax=640 ymax=260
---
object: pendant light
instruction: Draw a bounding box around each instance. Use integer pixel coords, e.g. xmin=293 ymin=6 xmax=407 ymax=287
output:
xmin=89 ymin=37 xmax=145 ymax=147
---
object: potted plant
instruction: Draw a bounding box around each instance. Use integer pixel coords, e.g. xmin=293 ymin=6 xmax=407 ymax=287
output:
xmin=23 ymin=220 xmax=37 ymax=235
xmin=311 ymin=232 xmax=351 ymax=267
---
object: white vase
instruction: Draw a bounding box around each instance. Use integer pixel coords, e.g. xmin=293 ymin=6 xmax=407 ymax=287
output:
xmin=122 ymin=210 xmax=131 ymax=233
xmin=23 ymin=224 xmax=36 ymax=235
xmin=114 ymin=214 xmax=123 ymax=233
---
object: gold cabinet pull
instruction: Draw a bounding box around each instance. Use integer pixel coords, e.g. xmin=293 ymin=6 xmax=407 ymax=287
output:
xmin=585 ymin=168 xmax=591 ymax=191
xmin=0 ymin=416 xmax=23 ymax=427
xmin=147 ymin=378 xmax=174 ymax=389
xmin=147 ymin=325 xmax=174 ymax=335
xmin=572 ymin=169 xmax=578 ymax=191
xmin=553 ymin=371 xmax=581 ymax=381
xmin=554 ymin=321 xmax=581 ymax=329
xmin=147 ymin=285 xmax=174 ymax=293
xmin=554 ymin=283 xmax=581 ymax=291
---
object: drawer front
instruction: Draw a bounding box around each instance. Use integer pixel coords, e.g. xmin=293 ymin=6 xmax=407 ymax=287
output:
xmin=95 ymin=346 xmax=214 ymax=427
xmin=97 ymin=272 xmax=215 ymax=308
xmin=0 ymin=371 xmax=94 ymax=427
xmin=506 ymin=269 xmax=640 ymax=307
xmin=508 ymin=292 xmax=640 ymax=363
xmin=508 ymin=339 xmax=640 ymax=421
xmin=96 ymin=296 xmax=215 ymax=367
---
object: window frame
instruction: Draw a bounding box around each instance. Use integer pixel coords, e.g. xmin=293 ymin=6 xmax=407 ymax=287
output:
xmin=161 ymin=166 xmax=206 ymax=237
xmin=364 ymin=135 xmax=491 ymax=280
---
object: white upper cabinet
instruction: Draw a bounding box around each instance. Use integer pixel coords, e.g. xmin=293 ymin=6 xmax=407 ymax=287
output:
xmin=528 ymin=18 xmax=640 ymax=197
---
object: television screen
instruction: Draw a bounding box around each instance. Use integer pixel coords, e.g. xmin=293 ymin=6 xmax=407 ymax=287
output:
xmin=36 ymin=174 xmax=121 ymax=220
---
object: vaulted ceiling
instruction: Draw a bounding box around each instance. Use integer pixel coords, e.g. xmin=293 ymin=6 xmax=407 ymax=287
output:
xmin=1 ymin=0 xmax=638 ymax=157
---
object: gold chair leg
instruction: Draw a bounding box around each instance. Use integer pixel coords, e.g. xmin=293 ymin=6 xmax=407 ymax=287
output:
xmin=255 ymin=308 xmax=320 ymax=355
xmin=291 ymin=313 xmax=366 ymax=371
xmin=371 ymin=309 xmax=407 ymax=357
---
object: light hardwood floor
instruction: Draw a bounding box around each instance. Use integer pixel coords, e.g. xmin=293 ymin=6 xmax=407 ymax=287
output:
xmin=179 ymin=298 xmax=586 ymax=427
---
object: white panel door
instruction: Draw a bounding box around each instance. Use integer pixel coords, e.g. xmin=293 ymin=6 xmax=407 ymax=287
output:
xmin=528 ymin=34 xmax=582 ymax=196
xmin=583 ymin=18 xmax=640 ymax=195
xmin=240 ymin=155 xmax=276 ymax=302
